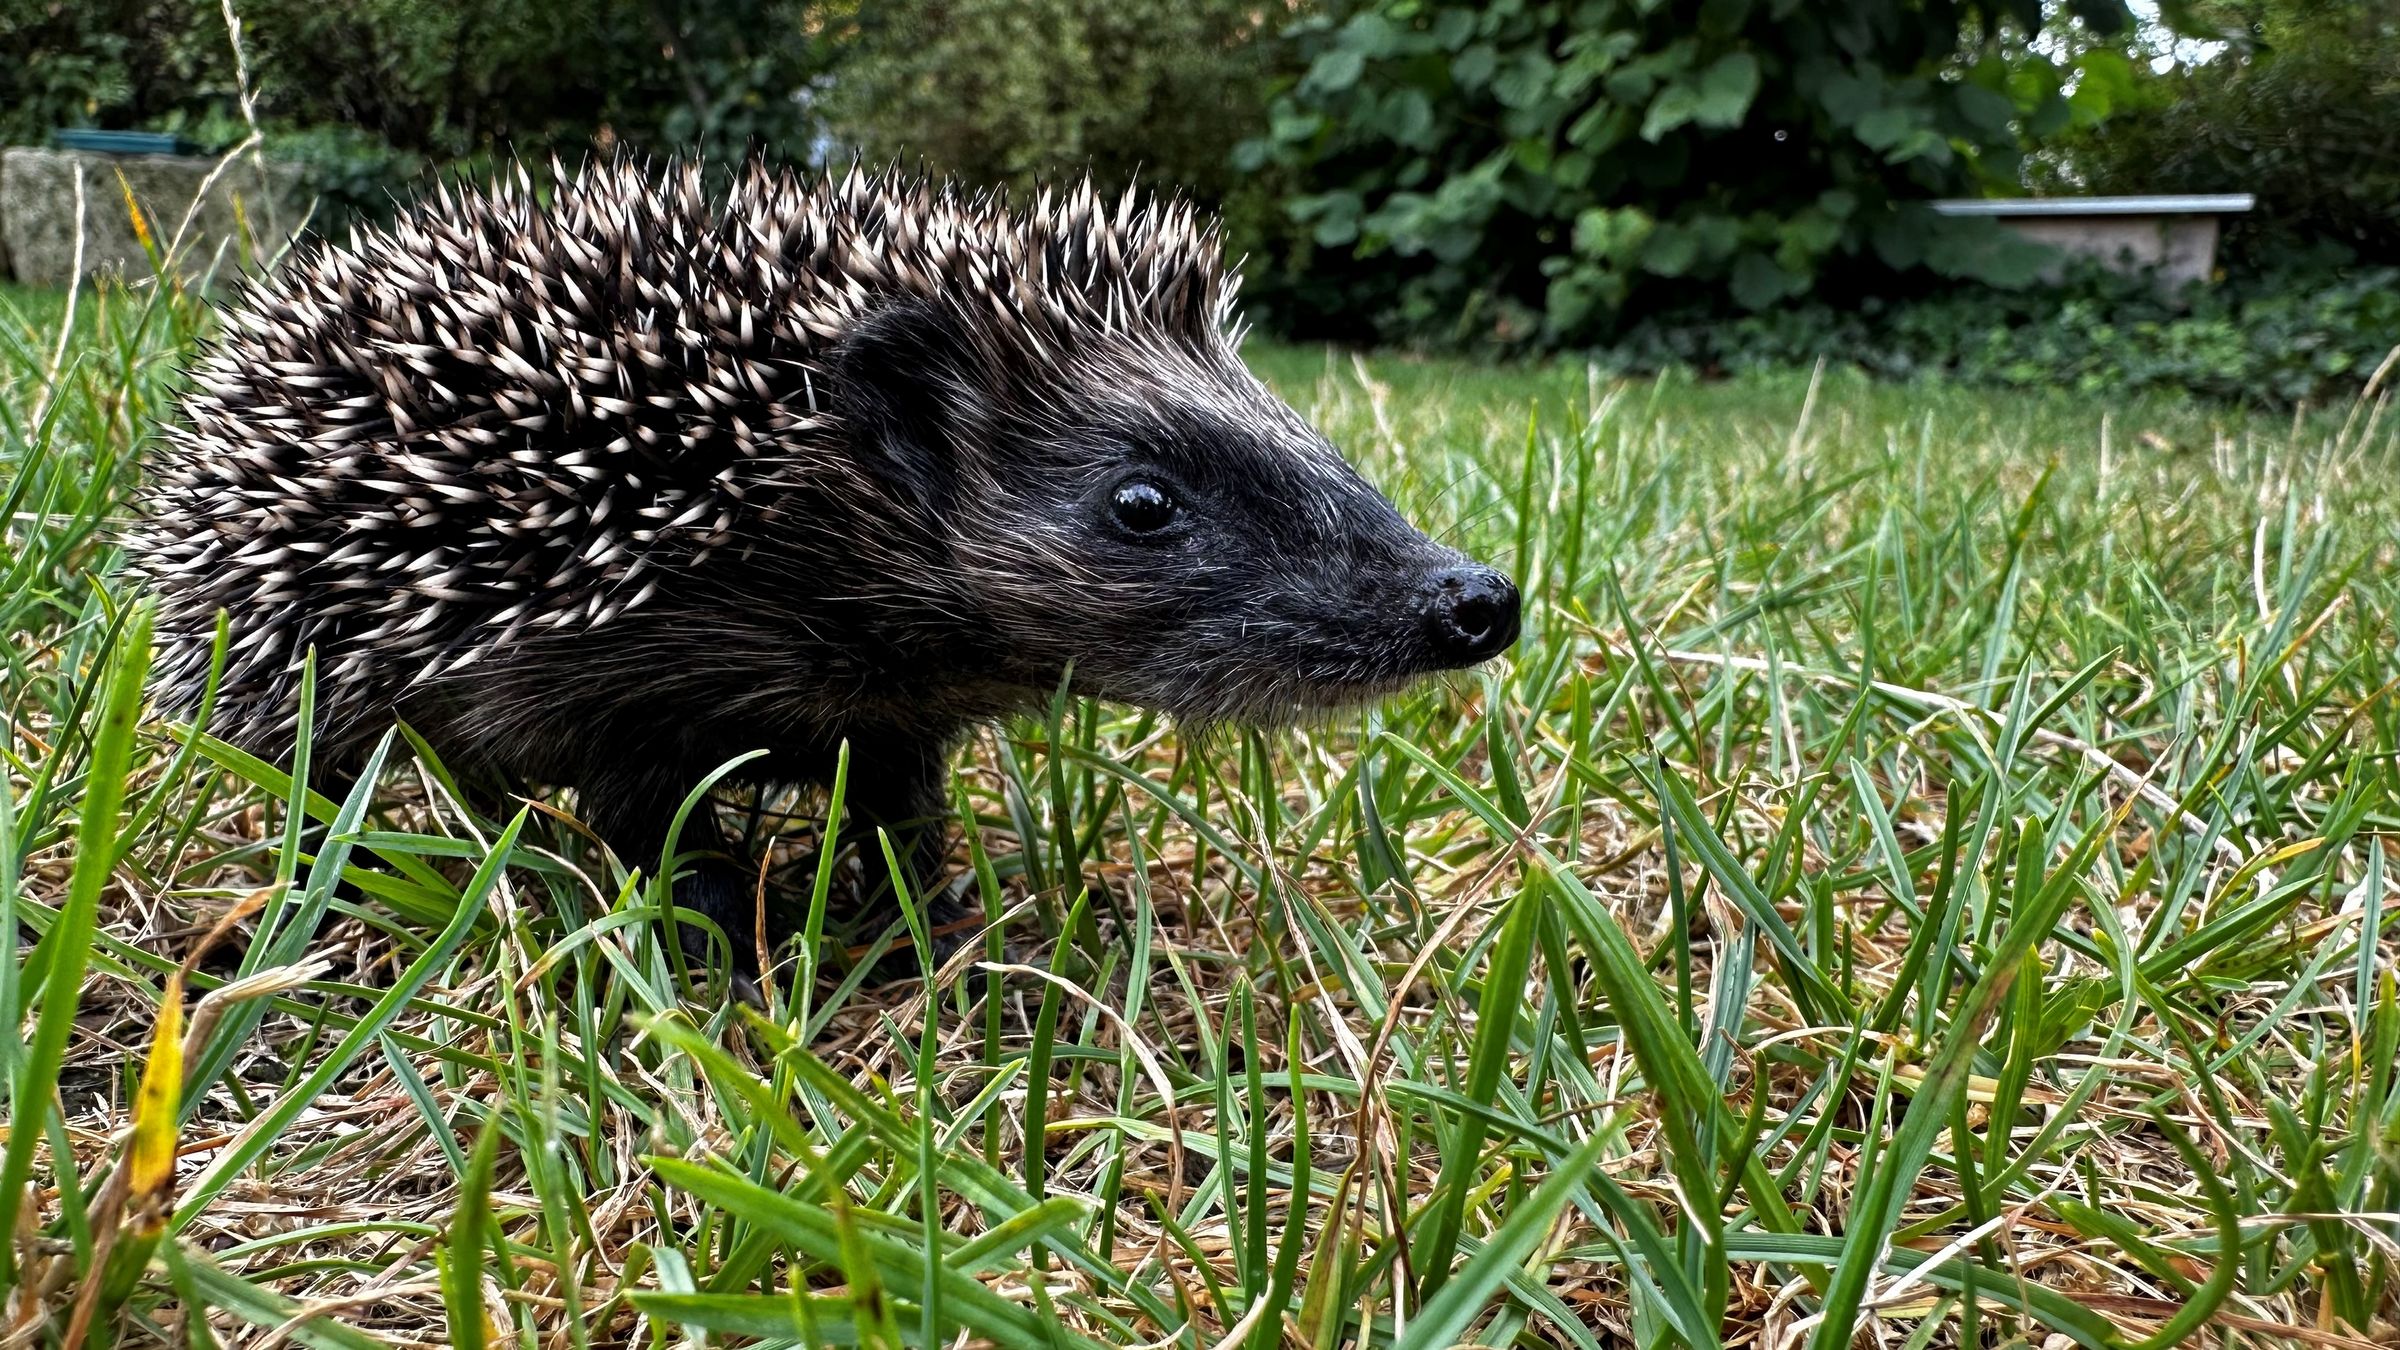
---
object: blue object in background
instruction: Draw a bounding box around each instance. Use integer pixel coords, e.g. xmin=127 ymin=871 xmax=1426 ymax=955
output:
xmin=50 ymin=130 xmax=199 ymax=156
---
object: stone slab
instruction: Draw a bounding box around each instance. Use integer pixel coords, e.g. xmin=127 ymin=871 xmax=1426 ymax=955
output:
xmin=1998 ymin=214 xmax=2225 ymax=288
xmin=0 ymin=146 xmax=308 ymax=287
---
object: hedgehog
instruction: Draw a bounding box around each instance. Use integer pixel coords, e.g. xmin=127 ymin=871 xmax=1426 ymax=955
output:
xmin=126 ymin=159 xmax=1522 ymax=975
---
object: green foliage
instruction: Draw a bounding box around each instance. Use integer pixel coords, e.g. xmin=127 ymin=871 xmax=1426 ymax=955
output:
xmin=819 ymin=0 xmax=1290 ymax=209
xmin=2033 ymin=1 xmax=2400 ymax=266
xmin=2 ymin=0 xmax=1287 ymax=241
xmin=0 ymin=1 xmax=227 ymax=148
xmin=0 ymin=0 xmax=830 ymax=223
xmin=1239 ymin=0 xmax=2138 ymax=347
xmin=245 ymin=125 xmax=435 ymax=236
xmin=1595 ymin=261 xmax=2400 ymax=405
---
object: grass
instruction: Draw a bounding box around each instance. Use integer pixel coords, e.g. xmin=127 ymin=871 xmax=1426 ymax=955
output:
xmin=3 ymin=266 xmax=2398 ymax=1350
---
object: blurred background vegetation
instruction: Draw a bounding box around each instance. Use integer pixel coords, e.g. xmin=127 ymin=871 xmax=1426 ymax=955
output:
xmin=1 ymin=0 xmax=2392 ymax=402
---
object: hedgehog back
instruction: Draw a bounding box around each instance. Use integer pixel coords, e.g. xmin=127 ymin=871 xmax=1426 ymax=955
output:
xmin=127 ymin=161 xmax=1229 ymax=763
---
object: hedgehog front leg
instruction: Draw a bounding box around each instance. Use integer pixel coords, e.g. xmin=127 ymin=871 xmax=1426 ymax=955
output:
xmin=840 ymin=730 xmax=960 ymax=898
xmin=575 ymin=764 xmax=780 ymax=986
xmin=837 ymin=729 xmax=974 ymax=958
xmin=576 ymin=732 xmax=969 ymax=993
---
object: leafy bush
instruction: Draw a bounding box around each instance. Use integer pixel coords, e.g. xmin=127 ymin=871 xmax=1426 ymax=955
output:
xmin=3 ymin=0 xmax=1286 ymax=240
xmin=1593 ymin=262 xmax=2400 ymax=405
xmin=1238 ymin=0 xmax=2141 ymax=348
xmin=2032 ymin=1 xmax=2400 ymax=267
xmin=818 ymin=0 xmax=1290 ymax=211
xmin=238 ymin=124 xmax=437 ymax=236
xmin=0 ymin=0 xmax=830 ymax=225
xmin=0 ymin=2 xmax=230 ymax=147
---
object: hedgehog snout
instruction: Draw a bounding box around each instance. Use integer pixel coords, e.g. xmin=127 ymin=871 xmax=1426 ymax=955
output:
xmin=1420 ymin=564 xmax=1522 ymax=666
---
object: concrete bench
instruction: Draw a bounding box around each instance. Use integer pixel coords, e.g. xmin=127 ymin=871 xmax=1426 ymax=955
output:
xmin=1930 ymin=194 xmax=2255 ymax=287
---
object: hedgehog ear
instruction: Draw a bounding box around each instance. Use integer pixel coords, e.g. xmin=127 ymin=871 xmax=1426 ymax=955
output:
xmin=829 ymin=299 xmax=988 ymax=505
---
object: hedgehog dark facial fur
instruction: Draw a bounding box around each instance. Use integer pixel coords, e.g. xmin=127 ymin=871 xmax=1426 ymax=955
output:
xmin=127 ymin=160 xmax=1521 ymax=975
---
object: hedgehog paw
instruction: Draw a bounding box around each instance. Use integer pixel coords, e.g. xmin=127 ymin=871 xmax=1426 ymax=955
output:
xmin=667 ymin=858 xmax=786 ymax=1003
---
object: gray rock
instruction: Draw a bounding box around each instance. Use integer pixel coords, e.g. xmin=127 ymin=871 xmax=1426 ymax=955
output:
xmin=0 ymin=147 xmax=309 ymax=288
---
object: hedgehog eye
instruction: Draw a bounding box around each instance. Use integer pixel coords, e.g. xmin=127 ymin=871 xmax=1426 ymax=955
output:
xmin=1108 ymin=479 xmax=1179 ymax=536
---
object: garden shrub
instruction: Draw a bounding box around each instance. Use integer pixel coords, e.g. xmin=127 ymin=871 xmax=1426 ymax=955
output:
xmin=817 ymin=0 xmax=1291 ymax=212
xmin=2031 ymin=0 xmax=2400 ymax=268
xmin=1237 ymin=0 xmax=2143 ymax=348
xmin=1592 ymin=261 xmax=2400 ymax=405
xmin=0 ymin=0 xmax=830 ymax=226
xmin=1 ymin=0 xmax=1285 ymax=241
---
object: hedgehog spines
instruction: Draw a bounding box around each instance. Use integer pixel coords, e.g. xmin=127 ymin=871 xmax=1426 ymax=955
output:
xmin=128 ymin=156 xmax=1241 ymax=749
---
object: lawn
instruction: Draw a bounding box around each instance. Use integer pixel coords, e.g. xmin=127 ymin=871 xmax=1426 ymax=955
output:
xmin=3 ymin=272 xmax=2397 ymax=1348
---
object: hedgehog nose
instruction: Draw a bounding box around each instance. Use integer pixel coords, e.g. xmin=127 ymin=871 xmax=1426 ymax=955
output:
xmin=1424 ymin=565 xmax=1522 ymax=664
